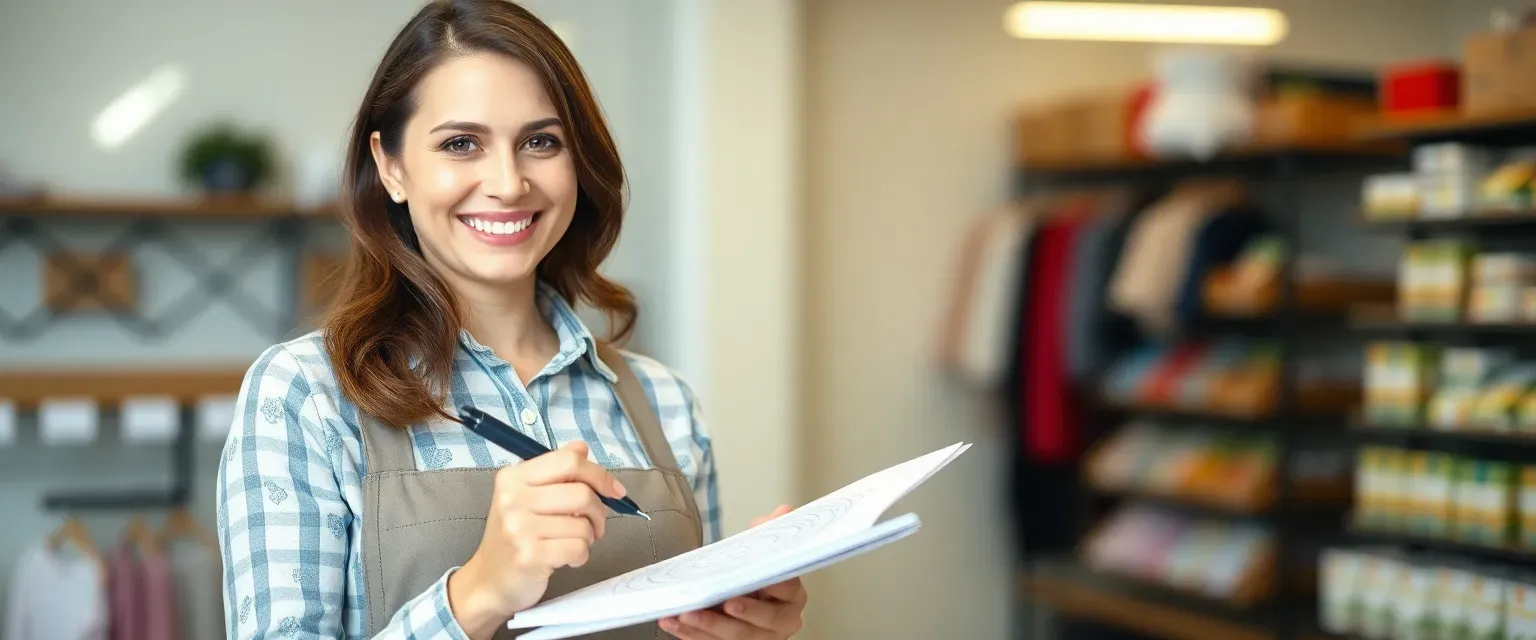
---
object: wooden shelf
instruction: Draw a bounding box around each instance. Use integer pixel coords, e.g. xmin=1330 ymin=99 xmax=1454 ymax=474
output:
xmin=0 ymin=367 xmax=250 ymax=407
xmin=0 ymin=195 xmax=337 ymax=220
xmin=1019 ymin=139 xmax=1405 ymax=176
xmin=1022 ymin=563 xmax=1337 ymax=640
xmin=1354 ymin=107 xmax=1536 ymax=145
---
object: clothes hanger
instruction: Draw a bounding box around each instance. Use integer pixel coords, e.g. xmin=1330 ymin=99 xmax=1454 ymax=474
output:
xmin=124 ymin=513 xmax=159 ymax=556
xmin=48 ymin=515 xmax=107 ymax=581
xmin=158 ymin=507 xmax=219 ymax=553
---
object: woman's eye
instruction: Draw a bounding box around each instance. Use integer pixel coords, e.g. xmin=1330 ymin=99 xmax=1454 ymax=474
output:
xmin=524 ymin=133 xmax=562 ymax=153
xmin=442 ymin=136 xmax=480 ymax=155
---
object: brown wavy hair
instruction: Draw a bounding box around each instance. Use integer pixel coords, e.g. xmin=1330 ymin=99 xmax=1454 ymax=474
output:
xmin=322 ymin=0 xmax=636 ymax=429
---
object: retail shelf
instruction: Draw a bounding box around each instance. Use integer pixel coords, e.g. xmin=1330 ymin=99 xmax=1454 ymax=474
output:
xmin=1358 ymin=210 xmax=1536 ymax=234
xmin=0 ymin=194 xmax=337 ymax=220
xmin=1087 ymin=480 xmax=1351 ymax=523
xmin=1021 ymin=560 xmax=1335 ymax=640
xmin=1355 ymin=108 xmax=1536 ymax=146
xmin=1097 ymin=400 xmax=1348 ymax=434
xmin=1342 ymin=526 xmax=1536 ymax=566
xmin=0 ymin=367 xmax=250 ymax=408
xmin=1017 ymin=140 xmax=1405 ymax=183
xmin=1348 ymin=305 xmax=1536 ymax=342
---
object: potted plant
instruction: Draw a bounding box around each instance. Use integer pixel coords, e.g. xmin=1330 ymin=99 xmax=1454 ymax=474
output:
xmin=178 ymin=122 xmax=275 ymax=195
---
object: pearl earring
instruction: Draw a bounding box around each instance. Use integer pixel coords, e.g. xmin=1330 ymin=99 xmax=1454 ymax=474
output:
xmin=392 ymin=191 xmax=403 ymax=203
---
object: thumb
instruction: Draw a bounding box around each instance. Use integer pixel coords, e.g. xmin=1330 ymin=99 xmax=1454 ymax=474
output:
xmin=750 ymin=504 xmax=794 ymax=527
xmin=559 ymin=440 xmax=590 ymax=457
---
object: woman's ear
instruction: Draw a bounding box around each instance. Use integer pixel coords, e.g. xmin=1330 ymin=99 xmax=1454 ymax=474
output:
xmin=370 ymin=131 xmax=407 ymax=203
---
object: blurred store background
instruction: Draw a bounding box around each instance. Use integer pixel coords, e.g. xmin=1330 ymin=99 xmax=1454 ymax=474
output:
xmin=6 ymin=0 xmax=1536 ymax=638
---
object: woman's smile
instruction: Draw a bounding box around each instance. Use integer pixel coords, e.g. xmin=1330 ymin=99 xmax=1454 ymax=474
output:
xmin=458 ymin=210 xmax=540 ymax=246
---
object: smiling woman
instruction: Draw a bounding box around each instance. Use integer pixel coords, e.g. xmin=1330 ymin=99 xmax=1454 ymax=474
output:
xmin=212 ymin=2 xmax=808 ymax=640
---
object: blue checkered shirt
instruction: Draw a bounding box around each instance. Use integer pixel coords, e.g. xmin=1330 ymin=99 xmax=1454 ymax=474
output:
xmin=215 ymin=284 xmax=721 ymax=639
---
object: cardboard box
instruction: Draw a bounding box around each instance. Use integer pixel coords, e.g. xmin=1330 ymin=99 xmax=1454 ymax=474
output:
xmin=1463 ymin=27 xmax=1536 ymax=115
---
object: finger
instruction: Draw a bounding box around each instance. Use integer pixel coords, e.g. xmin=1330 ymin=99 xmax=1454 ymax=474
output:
xmin=506 ymin=511 xmax=595 ymax=545
xmin=534 ymin=537 xmax=592 ymax=569
xmin=521 ymin=483 xmax=609 ymax=539
xmin=659 ymin=617 xmax=726 ymax=640
xmin=748 ymin=504 xmax=794 ymax=528
xmin=680 ymin=608 xmax=762 ymax=639
xmin=720 ymin=596 xmax=785 ymax=630
xmin=519 ymin=442 xmax=625 ymax=499
xmin=755 ymin=577 xmax=806 ymax=604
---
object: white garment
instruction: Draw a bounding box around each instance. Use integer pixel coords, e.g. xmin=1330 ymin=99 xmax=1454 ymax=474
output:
xmin=958 ymin=209 xmax=1033 ymax=386
xmin=3 ymin=542 xmax=107 ymax=640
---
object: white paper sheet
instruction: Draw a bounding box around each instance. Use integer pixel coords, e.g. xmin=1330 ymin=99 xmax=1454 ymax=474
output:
xmin=507 ymin=442 xmax=972 ymax=638
xmin=39 ymin=398 xmax=98 ymax=445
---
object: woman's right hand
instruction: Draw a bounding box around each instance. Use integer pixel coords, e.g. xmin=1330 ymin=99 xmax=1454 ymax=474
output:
xmin=447 ymin=440 xmax=625 ymax=639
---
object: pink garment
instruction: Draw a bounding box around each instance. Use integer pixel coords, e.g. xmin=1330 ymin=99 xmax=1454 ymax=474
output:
xmin=108 ymin=539 xmax=180 ymax=640
xmin=108 ymin=539 xmax=144 ymax=640
xmin=141 ymin=548 xmax=179 ymax=640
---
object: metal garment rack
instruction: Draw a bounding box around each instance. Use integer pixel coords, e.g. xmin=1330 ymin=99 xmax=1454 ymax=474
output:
xmin=0 ymin=198 xmax=336 ymax=512
xmin=1016 ymin=147 xmax=1406 ymax=640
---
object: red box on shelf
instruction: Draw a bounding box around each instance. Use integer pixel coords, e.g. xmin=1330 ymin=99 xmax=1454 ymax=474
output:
xmin=1380 ymin=60 xmax=1460 ymax=115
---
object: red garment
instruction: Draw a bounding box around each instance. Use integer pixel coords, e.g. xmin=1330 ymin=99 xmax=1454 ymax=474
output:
xmin=1022 ymin=217 xmax=1083 ymax=463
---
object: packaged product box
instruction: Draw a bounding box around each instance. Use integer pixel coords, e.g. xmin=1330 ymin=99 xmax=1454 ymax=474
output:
xmin=1438 ymin=566 xmax=1477 ymax=640
xmin=1507 ymin=579 xmax=1536 ymax=640
xmin=1321 ymin=549 xmax=1366 ymax=635
xmin=1426 ymin=454 xmax=1460 ymax=538
xmin=1398 ymin=562 xmax=1439 ymax=640
xmin=1407 ymin=451 xmax=1434 ymax=535
xmin=1364 ymin=173 xmax=1422 ymax=219
xmin=1455 ymin=460 xmax=1485 ymax=544
xmin=1473 ymin=365 xmax=1536 ymax=431
xmin=1464 ymin=461 xmax=1517 ymax=546
xmin=1523 ymin=467 xmax=1536 ymax=550
xmin=1468 ymin=572 xmax=1508 ymax=640
xmin=1470 ymin=283 xmax=1527 ymax=323
xmin=1357 ymin=448 xmax=1384 ymax=529
xmin=1361 ymin=555 xmax=1402 ymax=639
xmin=1366 ymin=342 xmax=1439 ymax=426
xmin=1400 ymin=240 xmax=1474 ymax=323
xmin=1431 ymin=389 xmax=1483 ymax=431
xmin=1463 ymin=27 xmax=1536 ymax=115
xmin=1445 ymin=348 xmax=1518 ymax=391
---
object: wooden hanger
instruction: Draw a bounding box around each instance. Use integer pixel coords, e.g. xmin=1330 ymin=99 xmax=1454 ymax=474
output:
xmin=158 ymin=507 xmax=219 ymax=553
xmin=47 ymin=515 xmax=107 ymax=581
xmin=124 ymin=513 xmax=159 ymax=556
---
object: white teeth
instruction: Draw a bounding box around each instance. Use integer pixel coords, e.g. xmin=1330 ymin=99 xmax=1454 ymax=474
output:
xmin=462 ymin=217 xmax=534 ymax=235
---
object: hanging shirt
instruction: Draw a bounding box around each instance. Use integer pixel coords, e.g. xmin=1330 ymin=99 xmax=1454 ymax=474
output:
xmin=3 ymin=542 xmax=107 ymax=640
xmin=169 ymin=544 xmax=223 ymax=640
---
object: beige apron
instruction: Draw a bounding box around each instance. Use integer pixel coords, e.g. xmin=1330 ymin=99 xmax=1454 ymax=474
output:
xmin=361 ymin=345 xmax=705 ymax=638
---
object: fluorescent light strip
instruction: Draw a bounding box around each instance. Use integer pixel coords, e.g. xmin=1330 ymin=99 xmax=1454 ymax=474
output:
xmin=1004 ymin=1 xmax=1288 ymax=46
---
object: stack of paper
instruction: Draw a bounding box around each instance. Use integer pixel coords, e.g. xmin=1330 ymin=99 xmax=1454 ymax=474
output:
xmin=508 ymin=442 xmax=973 ymax=639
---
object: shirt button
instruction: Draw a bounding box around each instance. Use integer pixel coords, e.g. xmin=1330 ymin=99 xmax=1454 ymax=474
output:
xmin=520 ymin=408 xmax=539 ymax=425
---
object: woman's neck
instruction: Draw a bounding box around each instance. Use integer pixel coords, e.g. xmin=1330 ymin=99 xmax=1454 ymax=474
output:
xmin=455 ymin=276 xmax=561 ymax=384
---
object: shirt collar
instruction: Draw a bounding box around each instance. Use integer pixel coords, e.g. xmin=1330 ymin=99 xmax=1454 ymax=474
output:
xmin=457 ymin=281 xmax=618 ymax=383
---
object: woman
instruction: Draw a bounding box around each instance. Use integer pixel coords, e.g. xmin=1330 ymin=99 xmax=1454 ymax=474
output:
xmin=214 ymin=1 xmax=808 ymax=638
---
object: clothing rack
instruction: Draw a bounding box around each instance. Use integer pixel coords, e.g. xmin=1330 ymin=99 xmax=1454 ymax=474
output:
xmin=1015 ymin=145 xmax=1407 ymax=640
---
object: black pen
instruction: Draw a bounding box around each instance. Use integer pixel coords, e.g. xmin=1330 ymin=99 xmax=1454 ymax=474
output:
xmin=457 ymin=406 xmax=651 ymax=520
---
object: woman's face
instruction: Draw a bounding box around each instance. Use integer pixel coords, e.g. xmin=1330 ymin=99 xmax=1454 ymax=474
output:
xmin=372 ymin=52 xmax=577 ymax=290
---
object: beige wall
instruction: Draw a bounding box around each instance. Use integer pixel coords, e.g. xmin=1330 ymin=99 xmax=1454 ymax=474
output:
xmin=799 ymin=1 xmax=1452 ymax=638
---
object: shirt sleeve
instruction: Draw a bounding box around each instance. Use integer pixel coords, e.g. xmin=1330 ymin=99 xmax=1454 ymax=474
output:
xmin=216 ymin=345 xmax=470 ymax=640
xmin=681 ymin=382 xmax=723 ymax=545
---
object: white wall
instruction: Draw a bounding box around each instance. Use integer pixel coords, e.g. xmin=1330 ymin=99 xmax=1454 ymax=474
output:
xmin=0 ymin=0 xmax=687 ymax=366
xmin=799 ymin=1 xmax=1453 ymax=638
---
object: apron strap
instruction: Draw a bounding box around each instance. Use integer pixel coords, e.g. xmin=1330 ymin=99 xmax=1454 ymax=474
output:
xmin=360 ymin=415 xmax=418 ymax=475
xmin=596 ymin=344 xmax=683 ymax=474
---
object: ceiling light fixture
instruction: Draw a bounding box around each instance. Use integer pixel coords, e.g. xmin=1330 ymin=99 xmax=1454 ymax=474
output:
xmin=1004 ymin=1 xmax=1288 ymax=46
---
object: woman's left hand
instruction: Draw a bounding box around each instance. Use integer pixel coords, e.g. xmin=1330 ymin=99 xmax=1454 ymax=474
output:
xmin=659 ymin=505 xmax=807 ymax=639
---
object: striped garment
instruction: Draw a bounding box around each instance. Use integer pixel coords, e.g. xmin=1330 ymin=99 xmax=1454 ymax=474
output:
xmin=215 ymin=282 xmax=720 ymax=639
